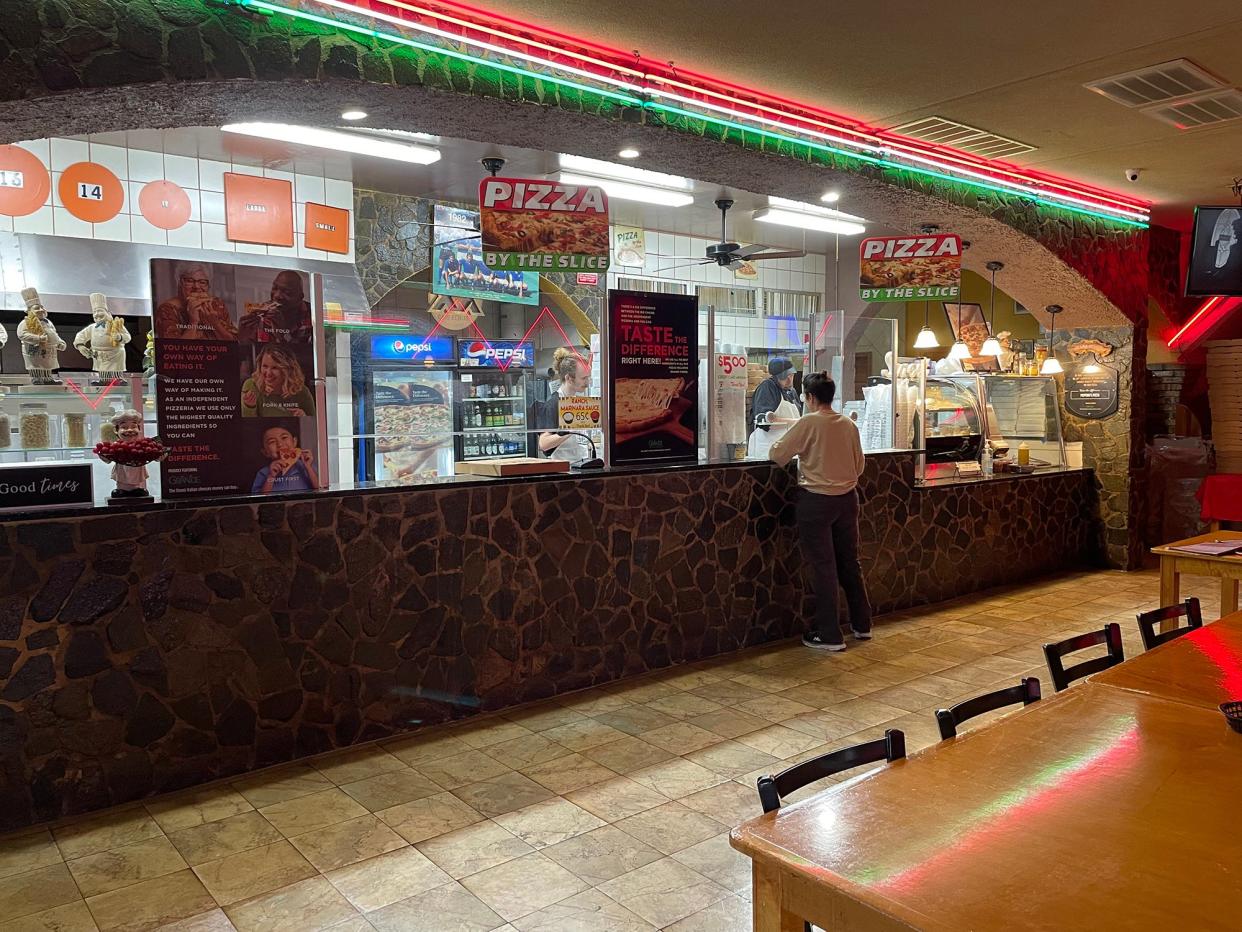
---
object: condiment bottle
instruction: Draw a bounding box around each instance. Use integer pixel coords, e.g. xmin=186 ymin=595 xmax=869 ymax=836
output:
xmin=1017 ymin=441 xmax=1031 ymax=466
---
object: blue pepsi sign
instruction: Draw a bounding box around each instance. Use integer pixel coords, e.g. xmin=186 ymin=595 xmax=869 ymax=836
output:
xmin=457 ymin=339 xmax=534 ymax=368
xmin=370 ymin=334 xmax=456 ymax=363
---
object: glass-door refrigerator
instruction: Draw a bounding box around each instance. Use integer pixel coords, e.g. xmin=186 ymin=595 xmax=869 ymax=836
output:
xmin=455 ymin=338 xmax=533 ymax=461
xmin=356 ymin=333 xmax=458 ymax=483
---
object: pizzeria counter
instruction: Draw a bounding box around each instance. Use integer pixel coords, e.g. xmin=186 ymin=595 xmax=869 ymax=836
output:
xmin=0 ymin=453 xmax=1103 ymax=829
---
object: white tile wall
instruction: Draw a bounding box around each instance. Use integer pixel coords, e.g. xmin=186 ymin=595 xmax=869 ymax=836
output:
xmin=9 ymin=136 xmax=355 ymax=263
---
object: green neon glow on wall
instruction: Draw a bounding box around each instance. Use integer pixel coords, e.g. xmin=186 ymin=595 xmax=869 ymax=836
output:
xmin=236 ymin=0 xmax=1146 ymax=229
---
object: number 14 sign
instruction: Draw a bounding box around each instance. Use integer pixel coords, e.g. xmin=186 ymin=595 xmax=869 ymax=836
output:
xmin=58 ymin=162 xmax=124 ymax=223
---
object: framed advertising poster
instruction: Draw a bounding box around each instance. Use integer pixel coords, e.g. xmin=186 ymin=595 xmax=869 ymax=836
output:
xmin=479 ymin=177 xmax=610 ymax=273
xmin=608 ymin=289 xmax=699 ymax=466
xmin=151 ymin=259 xmax=321 ymax=497
xmin=432 ymin=204 xmax=539 ymax=306
xmin=859 ymin=233 xmax=962 ymax=301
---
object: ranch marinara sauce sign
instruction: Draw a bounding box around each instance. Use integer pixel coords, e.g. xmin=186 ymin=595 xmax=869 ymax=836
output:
xmin=479 ymin=177 xmax=610 ymax=272
xmin=859 ymin=233 xmax=962 ymax=301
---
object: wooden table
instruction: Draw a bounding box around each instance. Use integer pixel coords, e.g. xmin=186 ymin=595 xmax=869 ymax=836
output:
xmin=1091 ymin=610 xmax=1242 ymax=711
xmin=731 ymin=683 xmax=1242 ymax=931
xmin=1151 ymin=530 xmax=1242 ymax=618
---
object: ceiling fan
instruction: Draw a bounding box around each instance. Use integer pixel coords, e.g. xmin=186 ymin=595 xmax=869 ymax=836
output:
xmin=654 ymin=198 xmax=807 ymax=273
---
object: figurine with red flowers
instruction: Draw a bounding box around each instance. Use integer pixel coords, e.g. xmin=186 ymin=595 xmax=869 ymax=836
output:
xmin=94 ymin=409 xmax=165 ymax=504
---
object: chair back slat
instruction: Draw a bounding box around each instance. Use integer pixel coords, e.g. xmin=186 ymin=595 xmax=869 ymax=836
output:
xmin=936 ymin=678 xmax=1041 ymax=739
xmin=1137 ymin=597 xmax=1203 ymax=651
xmin=1043 ymin=623 xmax=1124 ymax=692
xmin=756 ymin=730 xmax=905 ymax=813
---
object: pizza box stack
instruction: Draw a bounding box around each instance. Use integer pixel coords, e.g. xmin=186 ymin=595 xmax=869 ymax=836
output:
xmin=1207 ymin=340 xmax=1242 ymax=473
xmin=456 ymin=457 xmax=571 ymax=477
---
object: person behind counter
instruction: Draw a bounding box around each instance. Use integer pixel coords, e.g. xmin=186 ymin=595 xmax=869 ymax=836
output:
xmin=537 ymin=347 xmax=592 ymax=463
xmin=769 ymin=371 xmax=872 ymax=651
xmin=747 ymin=357 xmax=802 ymax=459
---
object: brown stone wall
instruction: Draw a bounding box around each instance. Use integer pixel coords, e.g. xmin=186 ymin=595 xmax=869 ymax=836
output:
xmin=0 ymin=458 xmax=1100 ymax=829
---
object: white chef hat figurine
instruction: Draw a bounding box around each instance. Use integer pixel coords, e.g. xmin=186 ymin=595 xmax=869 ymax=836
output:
xmin=17 ymin=287 xmax=66 ymax=384
xmin=74 ymin=293 xmax=131 ymax=386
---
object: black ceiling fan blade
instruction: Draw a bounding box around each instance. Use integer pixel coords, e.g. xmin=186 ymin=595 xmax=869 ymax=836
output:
xmin=741 ymin=249 xmax=808 ymax=261
xmin=651 ymin=260 xmax=713 ymax=273
xmin=732 ymin=243 xmax=771 ymax=259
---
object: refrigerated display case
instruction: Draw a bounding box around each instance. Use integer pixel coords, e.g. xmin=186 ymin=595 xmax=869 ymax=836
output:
xmin=455 ymin=339 xmax=532 ymax=462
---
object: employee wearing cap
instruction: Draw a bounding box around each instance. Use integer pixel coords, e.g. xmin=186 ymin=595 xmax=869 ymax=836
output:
xmin=747 ymin=356 xmax=802 ymax=460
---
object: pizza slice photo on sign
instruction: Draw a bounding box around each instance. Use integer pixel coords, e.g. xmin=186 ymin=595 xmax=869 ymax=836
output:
xmin=478 ymin=175 xmax=610 ymax=272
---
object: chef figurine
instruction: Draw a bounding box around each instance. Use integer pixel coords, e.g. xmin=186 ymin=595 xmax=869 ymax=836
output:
xmin=17 ymin=287 xmax=66 ymax=384
xmin=74 ymin=293 xmax=131 ymax=385
xmin=100 ymin=408 xmax=155 ymax=501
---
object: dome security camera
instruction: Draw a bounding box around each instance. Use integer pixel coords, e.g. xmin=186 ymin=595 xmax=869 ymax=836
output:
xmin=1125 ymin=169 xmax=1141 ymax=183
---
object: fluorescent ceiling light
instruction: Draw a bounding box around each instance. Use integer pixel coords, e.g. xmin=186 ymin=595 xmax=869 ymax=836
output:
xmin=222 ymin=123 xmax=441 ymax=164
xmin=558 ymin=153 xmax=693 ymax=190
xmin=556 ymin=172 xmax=694 ymax=207
xmin=351 ymin=127 xmax=441 ymax=143
xmin=754 ymin=205 xmax=866 ymax=236
xmin=767 ymin=196 xmax=865 ymax=221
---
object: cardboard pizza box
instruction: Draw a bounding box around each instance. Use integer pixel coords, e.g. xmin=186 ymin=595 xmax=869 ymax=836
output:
xmin=456 ymin=457 xmax=571 ymax=476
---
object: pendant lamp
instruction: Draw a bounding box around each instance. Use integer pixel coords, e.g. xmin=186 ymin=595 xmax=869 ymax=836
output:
xmin=947 ymin=288 xmax=970 ymax=360
xmin=913 ymin=300 xmax=939 ymax=350
xmin=1040 ymin=305 xmax=1064 ymax=374
xmin=980 ymin=260 xmax=1004 ymax=356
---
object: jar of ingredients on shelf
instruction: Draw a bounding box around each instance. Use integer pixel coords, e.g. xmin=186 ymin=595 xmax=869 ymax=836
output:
xmin=19 ymin=403 xmax=52 ymax=450
xmin=63 ymin=412 xmax=87 ymax=448
xmin=0 ymin=404 xmax=10 ymax=449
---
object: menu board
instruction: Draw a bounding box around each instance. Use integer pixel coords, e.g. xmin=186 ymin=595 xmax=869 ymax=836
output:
xmin=713 ymin=353 xmax=748 ymax=445
xmin=480 ymin=177 xmax=610 ymax=272
xmin=859 ymin=233 xmax=962 ymax=301
xmin=1064 ymin=361 xmax=1120 ymax=419
xmin=152 ymin=259 xmax=320 ymax=497
xmin=608 ymin=289 xmax=699 ymax=466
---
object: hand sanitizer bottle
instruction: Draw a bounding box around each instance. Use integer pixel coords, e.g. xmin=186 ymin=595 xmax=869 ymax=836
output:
xmin=981 ymin=441 xmax=993 ymax=477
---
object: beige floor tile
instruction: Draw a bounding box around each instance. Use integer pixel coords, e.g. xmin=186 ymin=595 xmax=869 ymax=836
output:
xmin=865 ymin=684 xmax=944 ymax=713
xmin=375 ymin=792 xmax=482 ymax=845
xmin=501 ymin=703 xmax=587 ymax=733
xmin=608 ymin=679 xmax=683 ymax=704
xmin=365 ymin=880 xmax=502 ymax=932
xmin=731 ymin=695 xmax=816 ymax=723
xmin=519 ymin=753 xmax=617 ymax=795
xmin=734 ymin=724 xmax=823 ymax=759
xmin=563 ymin=777 xmax=669 ymax=823
xmin=416 ymin=751 xmax=512 ymax=790
xmin=337 ymin=771 xmax=442 ymax=812
xmin=230 ymin=766 xmax=334 ymax=809
xmin=781 ymin=709 xmax=865 ymax=743
xmin=311 ymin=748 xmax=408 ymax=787
xmin=626 ymin=759 xmax=723 ymax=800
xmin=554 ymin=689 xmax=631 ymax=716
xmin=687 ymin=680 xmax=768 ymax=704
xmin=67 ymin=836 xmax=189 ymax=898
xmin=657 ymin=668 xmax=724 ymax=691
xmin=614 ymin=802 xmax=724 ymax=856
xmin=829 ymin=697 xmax=910 ymax=727
xmin=596 ymin=856 xmax=730 ymax=929
xmin=775 ymin=681 xmax=859 ymax=708
xmin=542 ymin=825 xmax=663 ymax=885
xmin=259 ymin=789 xmax=369 ymax=837
xmin=686 ymin=708 xmax=769 ymax=739
xmin=482 ymin=733 xmax=571 ymax=770
xmin=192 ymin=841 xmax=317 ymax=907
xmin=415 ymin=819 xmax=533 ymax=878
xmin=582 ymin=737 xmax=674 ymax=774
xmin=146 ymin=788 xmax=253 ymax=835
xmin=643 ymin=693 xmax=725 ymax=721
xmin=288 ymin=815 xmax=407 ymax=872
xmin=325 ymin=847 xmax=450 ymax=913
xmin=152 ymin=907 xmax=237 ymax=931
xmin=0 ymin=828 xmax=63 ymax=881
xmin=5 ymin=900 xmax=99 ymax=932
xmin=0 ymin=863 xmax=81 ymax=924
xmin=663 ymin=893 xmax=752 ymax=931
xmin=53 ymin=807 xmax=164 ymax=861
xmin=637 ymin=722 xmax=722 ymax=754
xmin=593 ymin=707 xmax=677 ymax=737
xmin=669 ymin=833 xmax=751 ymax=893
xmin=382 ymin=732 xmax=473 ymax=769
xmin=728 ymin=671 xmax=811 ymax=694
xmin=86 ymin=869 xmax=217 ymax=932
xmin=492 ymin=798 xmax=604 ymax=850
xmin=167 ymin=812 xmax=284 ymax=867
xmin=510 ymin=888 xmax=655 ymax=931
xmin=538 ymin=719 xmax=629 ymax=752
xmin=678 ymin=781 xmax=760 ymax=828
xmin=451 ymin=719 xmax=534 ymax=750
xmin=460 ymin=852 xmax=586 ymax=922
xmin=452 ymin=772 xmax=555 ymax=818
xmin=223 ymin=876 xmax=357 ymax=932
xmin=684 ymin=740 xmax=779 ymax=778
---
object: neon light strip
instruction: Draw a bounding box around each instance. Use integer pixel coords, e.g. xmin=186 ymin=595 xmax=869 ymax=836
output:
xmin=237 ymin=0 xmax=1148 ymax=224
xmin=1168 ymin=296 xmax=1231 ymax=348
xmin=1186 ymin=627 xmax=1242 ymax=698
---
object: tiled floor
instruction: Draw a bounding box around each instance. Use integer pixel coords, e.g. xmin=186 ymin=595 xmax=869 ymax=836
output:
xmin=1 ymin=567 xmax=1217 ymax=931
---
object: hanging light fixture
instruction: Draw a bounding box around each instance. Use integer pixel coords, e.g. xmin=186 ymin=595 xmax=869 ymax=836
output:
xmin=913 ymin=300 xmax=939 ymax=350
xmin=1041 ymin=305 xmax=1064 ymax=374
xmin=947 ymin=288 xmax=970 ymax=360
xmin=980 ymin=260 xmax=1004 ymax=356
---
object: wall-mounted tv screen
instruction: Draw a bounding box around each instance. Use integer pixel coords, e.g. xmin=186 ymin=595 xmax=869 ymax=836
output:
xmin=1187 ymin=205 xmax=1242 ymax=297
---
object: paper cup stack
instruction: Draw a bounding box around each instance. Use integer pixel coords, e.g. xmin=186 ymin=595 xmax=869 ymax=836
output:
xmin=1207 ymin=340 xmax=1242 ymax=473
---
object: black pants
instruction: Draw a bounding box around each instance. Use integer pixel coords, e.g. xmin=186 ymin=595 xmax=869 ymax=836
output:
xmin=796 ymin=488 xmax=872 ymax=643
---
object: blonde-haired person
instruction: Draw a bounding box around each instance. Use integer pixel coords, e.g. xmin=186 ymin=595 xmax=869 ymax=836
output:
xmin=537 ymin=346 xmax=592 ymax=463
xmin=770 ymin=371 xmax=872 ymax=651
xmin=241 ymin=345 xmax=316 ymax=417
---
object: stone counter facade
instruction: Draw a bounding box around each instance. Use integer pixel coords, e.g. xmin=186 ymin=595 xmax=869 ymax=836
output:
xmin=0 ymin=457 xmax=1101 ymax=829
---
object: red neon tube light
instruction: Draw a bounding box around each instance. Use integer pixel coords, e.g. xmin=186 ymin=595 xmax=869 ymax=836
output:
xmin=1167 ymin=296 xmax=1237 ymax=349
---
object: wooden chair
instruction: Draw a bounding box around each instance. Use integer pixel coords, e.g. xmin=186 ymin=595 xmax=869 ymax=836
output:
xmin=757 ymin=729 xmax=906 ymax=813
xmin=935 ymin=678 xmax=1041 ymax=739
xmin=1043 ymin=623 xmax=1124 ymax=692
xmin=1136 ymin=597 xmax=1203 ymax=651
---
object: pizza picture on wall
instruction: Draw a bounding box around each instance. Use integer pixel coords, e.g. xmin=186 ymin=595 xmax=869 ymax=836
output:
xmin=223 ymin=173 xmax=294 ymax=247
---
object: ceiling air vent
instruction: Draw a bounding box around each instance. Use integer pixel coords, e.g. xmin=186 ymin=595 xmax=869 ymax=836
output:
xmin=1085 ymin=59 xmax=1225 ymax=107
xmin=1144 ymin=88 xmax=1242 ymax=129
xmin=889 ymin=117 xmax=1036 ymax=159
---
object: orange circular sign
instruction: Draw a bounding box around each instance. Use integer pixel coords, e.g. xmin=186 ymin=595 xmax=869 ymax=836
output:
xmin=139 ymin=180 xmax=192 ymax=230
xmin=58 ymin=162 xmax=124 ymax=223
xmin=0 ymin=145 xmax=51 ymax=217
